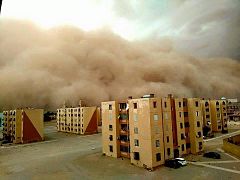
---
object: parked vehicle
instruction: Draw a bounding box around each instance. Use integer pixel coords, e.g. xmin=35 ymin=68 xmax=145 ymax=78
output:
xmin=165 ymin=158 xmax=187 ymax=169
xmin=203 ymin=152 xmax=221 ymax=159
xmin=175 ymin=158 xmax=187 ymax=166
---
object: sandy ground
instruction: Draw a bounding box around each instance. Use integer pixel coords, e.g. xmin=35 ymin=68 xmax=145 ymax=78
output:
xmin=0 ymin=121 xmax=240 ymax=180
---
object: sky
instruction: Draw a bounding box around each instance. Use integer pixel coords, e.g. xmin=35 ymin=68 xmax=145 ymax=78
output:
xmin=1 ymin=0 xmax=240 ymax=59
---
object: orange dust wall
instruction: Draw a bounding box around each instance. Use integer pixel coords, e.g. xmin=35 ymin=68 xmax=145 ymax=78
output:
xmin=2 ymin=109 xmax=44 ymax=144
xmin=187 ymin=99 xmax=204 ymax=154
xmin=210 ymin=100 xmax=222 ymax=132
xmin=174 ymin=98 xmax=188 ymax=157
xmin=201 ymin=100 xmax=212 ymax=134
xmin=161 ymin=96 xmax=174 ymax=160
xmin=102 ymin=101 xmax=120 ymax=158
xmin=129 ymin=98 xmax=165 ymax=169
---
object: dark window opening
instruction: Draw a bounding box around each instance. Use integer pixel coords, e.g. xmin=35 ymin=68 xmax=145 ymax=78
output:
xmin=109 ymin=145 xmax=113 ymax=152
xmin=156 ymin=153 xmax=161 ymax=162
xmin=109 ymin=105 xmax=112 ymax=110
xmin=206 ymin=114 xmax=210 ymax=118
xmin=153 ymin=101 xmax=157 ymax=108
xmin=197 ymin=131 xmax=202 ymax=137
xmin=119 ymin=103 xmax=127 ymax=110
xmin=109 ymin=125 xmax=113 ymax=131
xmin=164 ymin=102 xmax=167 ymax=108
xmin=167 ymin=136 xmax=169 ymax=143
xmin=185 ymin=122 xmax=190 ymax=127
xmin=184 ymin=112 xmax=188 ymax=117
xmin=134 ymin=152 xmax=140 ymax=160
xmin=179 ymin=102 xmax=181 ymax=107
xmin=186 ymin=143 xmax=191 ymax=148
xmin=109 ymin=135 xmax=113 ymax=141
xmin=195 ymin=101 xmax=199 ymax=107
xmin=197 ymin=121 xmax=200 ymax=127
xmin=180 ymin=123 xmax=183 ymax=129
xmin=133 ymin=103 xmax=137 ymax=109
xmin=181 ymin=133 xmax=185 ymax=140
xmin=181 ymin=144 xmax=185 ymax=151
xmin=167 ymin=148 xmax=171 ymax=156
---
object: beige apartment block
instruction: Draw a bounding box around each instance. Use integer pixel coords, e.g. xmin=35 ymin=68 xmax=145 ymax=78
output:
xmin=102 ymin=101 xmax=122 ymax=158
xmin=128 ymin=97 xmax=165 ymax=169
xmin=210 ymin=100 xmax=223 ymax=132
xmin=174 ymin=98 xmax=188 ymax=156
xmin=201 ymin=100 xmax=212 ymax=134
xmin=2 ymin=108 xmax=44 ymax=144
xmin=57 ymin=105 xmax=98 ymax=135
xmin=161 ymin=95 xmax=174 ymax=160
xmin=187 ymin=98 xmax=204 ymax=154
xmin=220 ymin=100 xmax=228 ymax=132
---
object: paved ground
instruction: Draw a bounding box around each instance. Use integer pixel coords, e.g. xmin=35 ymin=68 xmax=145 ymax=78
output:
xmin=0 ymin=121 xmax=240 ymax=180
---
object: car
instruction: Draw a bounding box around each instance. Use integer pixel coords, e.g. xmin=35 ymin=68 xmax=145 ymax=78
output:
xmin=165 ymin=159 xmax=181 ymax=169
xmin=175 ymin=158 xmax=187 ymax=166
xmin=203 ymin=152 xmax=221 ymax=159
xmin=165 ymin=158 xmax=187 ymax=169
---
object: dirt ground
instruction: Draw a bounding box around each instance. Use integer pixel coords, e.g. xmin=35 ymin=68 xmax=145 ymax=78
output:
xmin=0 ymin=121 xmax=240 ymax=180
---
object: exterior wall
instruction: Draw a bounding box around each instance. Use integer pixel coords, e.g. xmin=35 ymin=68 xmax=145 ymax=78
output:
xmin=201 ymin=100 xmax=212 ymax=134
xmin=2 ymin=109 xmax=43 ymax=144
xmin=161 ymin=97 xmax=174 ymax=160
xmin=56 ymin=106 xmax=98 ymax=135
xmin=223 ymin=135 xmax=240 ymax=158
xmin=129 ymin=98 xmax=165 ymax=169
xmin=220 ymin=100 xmax=228 ymax=132
xmin=187 ymin=98 xmax=204 ymax=154
xmin=210 ymin=100 xmax=222 ymax=132
xmin=174 ymin=98 xmax=188 ymax=157
xmin=102 ymin=101 xmax=120 ymax=158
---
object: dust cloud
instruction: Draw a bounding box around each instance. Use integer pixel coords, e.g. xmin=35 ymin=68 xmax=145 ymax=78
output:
xmin=0 ymin=19 xmax=239 ymax=110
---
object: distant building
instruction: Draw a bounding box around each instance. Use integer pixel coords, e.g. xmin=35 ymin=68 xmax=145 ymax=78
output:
xmin=227 ymin=99 xmax=240 ymax=121
xmin=56 ymin=101 xmax=98 ymax=135
xmin=102 ymin=95 xmax=204 ymax=169
xmin=2 ymin=108 xmax=44 ymax=144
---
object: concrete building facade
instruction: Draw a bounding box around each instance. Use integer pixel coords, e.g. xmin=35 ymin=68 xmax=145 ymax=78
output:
xmin=2 ymin=108 xmax=44 ymax=144
xmin=57 ymin=106 xmax=98 ymax=135
xmin=102 ymin=95 xmax=204 ymax=169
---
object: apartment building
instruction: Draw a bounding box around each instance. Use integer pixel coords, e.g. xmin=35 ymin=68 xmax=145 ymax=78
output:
xmin=57 ymin=105 xmax=98 ymax=135
xmin=174 ymin=98 xmax=189 ymax=156
xmin=201 ymin=100 xmax=212 ymax=135
xmin=102 ymin=95 xmax=204 ymax=169
xmin=2 ymin=108 xmax=44 ymax=144
xmin=128 ymin=97 xmax=165 ymax=169
xmin=161 ymin=95 xmax=174 ymax=160
xmin=187 ymin=98 xmax=204 ymax=154
xmin=210 ymin=100 xmax=228 ymax=132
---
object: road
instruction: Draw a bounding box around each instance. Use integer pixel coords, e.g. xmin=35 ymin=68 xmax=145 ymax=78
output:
xmin=0 ymin=121 xmax=239 ymax=180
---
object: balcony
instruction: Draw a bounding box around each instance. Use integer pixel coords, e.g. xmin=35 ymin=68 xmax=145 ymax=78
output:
xmin=120 ymin=140 xmax=130 ymax=146
xmin=120 ymin=129 xmax=129 ymax=135
xmin=119 ymin=119 xmax=129 ymax=124
xmin=120 ymin=151 xmax=130 ymax=158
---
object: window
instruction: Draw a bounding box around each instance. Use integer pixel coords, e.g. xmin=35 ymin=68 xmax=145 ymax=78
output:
xmin=196 ymin=111 xmax=199 ymax=116
xmin=218 ymin=125 xmax=221 ymax=129
xmin=109 ymin=135 xmax=113 ymax=141
xmin=199 ymin=142 xmax=203 ymax=150
xmin=109 ymin=125 xmax=113 ymax=131
xmin=164 ymin=113 xmax=168 ymax=120
xmin=153 ymin=101 xmax=157 ymax=108
xmin=109 ymin=105 xmax=112 ymax=110
xmin=197 ymin=121 xmax=201 ymax=127
xmin=167 ymin=136 xmax=169 ymax=143
xmin=205 ymin=102 xmax=209 ymax=107
xmin=206 ymin=108 xmax=209 ymax=112
xmin=184 ymin=122 xmax=189 ymax=127
xmin=179 ymin=102 xmax=181 ymax=107
xmin=195 ymin=101 xmax=199 ymax=107
xmin=216 ymin=101 xmax=219 ymax=106
xmin=109 ymin=114 xmax=112 ymax=121
xmin=109 ymin=145 xmax=113 ymax=152
xmin=134 ymin=127 xmax=138 ymax=134
xmin=179 ymin=112 xmax=181 ymax=117
xmin=206 ymin=114 xmax=210 ymax=118
xmin=184 ymin=112 xmax=188 ymax=117
xmin=181 ymin=144 xmax=185 ymax=151
xmin=133 ymin=103 xmax=137 ymax=109
xmin=197 ymin=132 xmax=202 ymax=137
xmin=186 ymin=143 xmax=191 ymax=148
xmin=216 ymin=108 xmax=220 ymax=111
xmin=156 ymin=140 xmax=160 ymax=147
xmin=156 ymin=153 xmax=161 ymax=161
xmin=134 ymin=152 xmax=140 ymax=160
xmin=181 ymin=133 xmax=185 ymax=140
xmin=134 ymin=114 xmax=138 ymax=122
xmin=167 ymin=148 xmax=171 ymax=156
xmin=134 ymin=139 xmax=139 ymax=146
xmin=164 ymin=102 xmax=167 ymax=108
xmin=154 ymin=114 xmax=158 ymax=121
xmin=180 ymin=123 xmax=183 ymax=129
xmin=119 ymin=103 xmax=127 ymax=109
